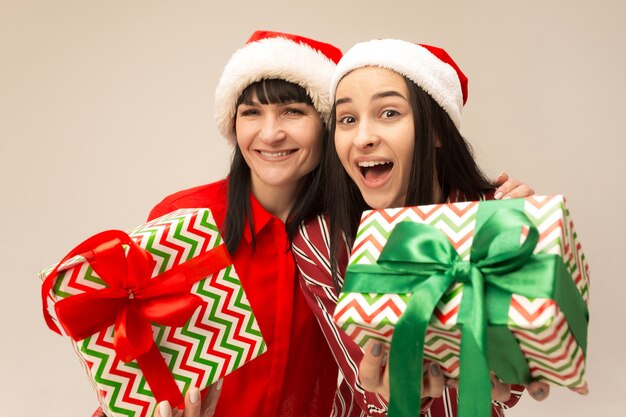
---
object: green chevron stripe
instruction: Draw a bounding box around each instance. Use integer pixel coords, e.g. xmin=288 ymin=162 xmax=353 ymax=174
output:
xmin=172 ymin=222 xmax=200 ymax=260
xmin=523 ymin=200 xmax=563 ymax=224
xmin=139 ymin=228 xmax=173 ymax=274
xmin=355 ymin=219 xmax=393 ymax=240
xmin=80 ymin=336 xmax=135 ymax=417
xmin=351 ymin=250 xmax=380 ymax=265
xmin=195 ymin=280 xmax=246 ymax=370
xmin=52 ymin=270 xmax=72 ymax=298
xmin=179 ymin=324 xmax=220 ymax=384
xmin=198 ymin=210 xmax=221 ymax=243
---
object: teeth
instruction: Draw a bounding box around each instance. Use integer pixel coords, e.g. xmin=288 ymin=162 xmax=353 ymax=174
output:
xmin=357 ymin=161 xmax=391 ymax=167
xmin=259 ymin=150 xmax=292 ymax=157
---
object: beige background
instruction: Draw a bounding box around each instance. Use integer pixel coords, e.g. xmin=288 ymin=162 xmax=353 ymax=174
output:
xmin=1 ymin=1 xmax=624 ymax=415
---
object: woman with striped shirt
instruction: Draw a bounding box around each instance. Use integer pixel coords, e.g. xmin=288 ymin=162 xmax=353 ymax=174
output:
xmin=292 ymin=39 xmax=554 ymax=416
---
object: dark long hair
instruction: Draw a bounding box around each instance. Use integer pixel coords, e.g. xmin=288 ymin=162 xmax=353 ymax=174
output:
xmin=222 ymin=79 xmax=326 ymax=254
xmin=325 ymin=76 xmax=493 ymax=289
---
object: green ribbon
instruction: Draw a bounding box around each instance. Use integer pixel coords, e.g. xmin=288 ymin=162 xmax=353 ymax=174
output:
xmin=343 ymin=199 xmax=588 ymax=417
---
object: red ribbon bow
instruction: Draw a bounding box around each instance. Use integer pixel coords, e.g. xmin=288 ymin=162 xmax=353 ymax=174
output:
xmin=41 ymin=229 xmax=232 ymax=406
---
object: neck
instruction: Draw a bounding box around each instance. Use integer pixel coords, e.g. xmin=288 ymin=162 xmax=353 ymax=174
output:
xmin=250 ymin=177 xmax=301 ymax=222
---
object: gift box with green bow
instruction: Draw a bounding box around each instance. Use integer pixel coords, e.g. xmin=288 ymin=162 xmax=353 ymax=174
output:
xmin=40 ymin=208 xmax=266 ymax=417
xmin=333 ymin=195 xmax=589 ymax=417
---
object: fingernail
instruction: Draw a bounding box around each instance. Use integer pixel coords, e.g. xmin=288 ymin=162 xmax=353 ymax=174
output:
xmin=216 ymin=378 xmax=223 ymax=391
xmin=371 ymin=342 xmax=383 ymax=357
xmin=494 ymin=191 xmax=502 ymax=200
xmin=159 ymin=402 xmax=172 ymax=417
xmin=189 ymin=387 xmax=200 ymax=404
xmin=503 ymin=196 xmax=511 ymax=200
xmin=530 ymin=388 xmax=546 ymax=400
xmin=498 ymin=172 xmax=506 ymax=178
xmin=429 ymin=363 xmax=441 ymax=376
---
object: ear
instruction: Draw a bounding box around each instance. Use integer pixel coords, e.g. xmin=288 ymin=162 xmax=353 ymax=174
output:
xmin=434 ymin=134 xmax=442 ymax=148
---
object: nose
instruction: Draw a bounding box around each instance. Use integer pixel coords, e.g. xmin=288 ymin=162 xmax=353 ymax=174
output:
xmin=258 ymin=114 xmax=287 ymax=144
xmin=352 ymin=119 xmax=380 ymax=149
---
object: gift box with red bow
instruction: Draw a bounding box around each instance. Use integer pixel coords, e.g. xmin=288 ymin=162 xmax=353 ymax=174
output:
xmin=40 ymin=208 xmax=266 ymax=417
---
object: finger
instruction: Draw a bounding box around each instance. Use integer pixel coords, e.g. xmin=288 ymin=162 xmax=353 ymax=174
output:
xmin=201 ymin=379 xmax=224 ymax=417
xmin=359 ymin=341 xmax=387 ymax=394
xmin=527 ymin=381 xmax=550 ymax=401
xmin=445 ymin=377 xmax=459 ymax=390
xmin=504 ymin=184 xmax=535 ymax=199
xmin=178 ymin=387 xmax=201 ymax=417
xmin=156 ymin=402 xmax=172 ymax=417
xmin=490 ymin=375 xmax=511 ymax=402
xmin=493 ymin=172 xmax=509 ymax=187
xmin=569 ymin=381 xmax=589 ymax=395
xmin=422 ymin=363 xmax=445 ymax=398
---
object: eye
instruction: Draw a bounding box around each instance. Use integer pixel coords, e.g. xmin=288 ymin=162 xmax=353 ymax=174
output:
xmin=238 ymin=107 xmax=260 ymax=117
xmin=381 ymin=109 xmax=400 ymax=119
xmin=284 ymin=107 xmax=305 ymax=116
xmin=337 ymin=115 xmax=356 ymax=125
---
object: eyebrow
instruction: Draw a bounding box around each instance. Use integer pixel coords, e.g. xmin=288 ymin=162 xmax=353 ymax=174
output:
xmin=372 ymin=90 xmax=407 ymax=101
xmin=335 ymin=90 xmax=408 ymax=106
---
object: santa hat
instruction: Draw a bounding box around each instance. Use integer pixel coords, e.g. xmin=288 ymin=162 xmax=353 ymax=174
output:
xmin=329 ymin=39 xmax=468 ymax=130
xmin=215 ymin=30 xmax=342 ymax=145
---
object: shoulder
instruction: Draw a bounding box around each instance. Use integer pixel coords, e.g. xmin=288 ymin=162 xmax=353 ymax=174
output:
xmin=148 ymin=179 xmax=229 ymax=221
xmin=293 ymin=214 xmax=332 ymax=254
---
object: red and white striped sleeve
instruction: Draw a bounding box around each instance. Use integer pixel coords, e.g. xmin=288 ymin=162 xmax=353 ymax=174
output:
xmin=293 ymin=213 xmax=524 ymax=417
xmin=293 ymin=214 xmax=388 ymax=417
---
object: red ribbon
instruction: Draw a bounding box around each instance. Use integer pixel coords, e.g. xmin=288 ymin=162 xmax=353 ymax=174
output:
xmin=41 ymin=229 xmax=232 ymax=407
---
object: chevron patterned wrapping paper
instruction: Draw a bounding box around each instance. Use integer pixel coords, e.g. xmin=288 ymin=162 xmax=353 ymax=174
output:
xmin=40 ymin=208 xmax=266 ymax=417
xmin=334 ymin=195 xmax=589 ymax=388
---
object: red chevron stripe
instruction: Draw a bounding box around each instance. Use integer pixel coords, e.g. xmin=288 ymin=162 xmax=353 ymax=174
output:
xmin=208 ymin=276 xmax=261 ymax=360
xmin=191 ymin=302 xmax=234 ymax=375
xmin=521 ymin=333 xmax=577 ymax=363
xmin=538 ymin=218 xmax=565 ymax=246
xmin=163 ymin=327 xmax=206 ymax=382
xmin=65 ymin=263 xmax=104 ymax=293
xmin=433 ymin=305 xmax=459 ymax=324
xmin=192 ymin=274 xmax=260 ymax=364
xmin=155 ymin=224 xmax=189 ymax=267
xmin=426 ymin=340 xmax=460 ymax=356
xmin=350 ymin=325 xmax=394 ymax=340
xmin=448 ymin=231 xmax=473 ymax=252
xmin=352 ymin=235 xmax=385 ymax=256
xmin=512 ymin=314 xmax=568 ymax=344
xmin=108 ymin=357 xmax=152 ymax=409
xmin=186 ymin=214 xmax=216 ymax=253
xmin=510 ymin=298 xmax=555 ymax=324
xmin=525 ymin=196 xmax=557 ymax=210
xmin=440 ymin=201 xmax=477 ymax=218
xmin=334 ymin=299 xmax=404 ymax=324
xmin=366 ymin=207 xmax=413 ymax=223
xmin=528 ymin=352 xmax=584 ymax=382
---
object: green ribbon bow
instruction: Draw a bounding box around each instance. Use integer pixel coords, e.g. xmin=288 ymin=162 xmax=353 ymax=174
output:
xmin=343 ymin=199 xmax=588 ymax=417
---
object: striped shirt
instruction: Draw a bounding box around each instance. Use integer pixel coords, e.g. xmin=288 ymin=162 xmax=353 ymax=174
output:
xmin=292 ymin=190 xmax=524 ymax=417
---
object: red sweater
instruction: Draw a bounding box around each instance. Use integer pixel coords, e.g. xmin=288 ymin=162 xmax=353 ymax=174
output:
xmin=93 ymin=179 xmax=337 ymax=417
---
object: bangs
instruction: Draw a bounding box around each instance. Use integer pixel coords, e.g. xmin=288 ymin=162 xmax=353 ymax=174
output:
xmin=237 ymin=79 xmax=313 ymax=107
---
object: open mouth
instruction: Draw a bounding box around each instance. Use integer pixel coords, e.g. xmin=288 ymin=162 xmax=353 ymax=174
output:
xmin=358 ymin=161 xmax=393 ymax=182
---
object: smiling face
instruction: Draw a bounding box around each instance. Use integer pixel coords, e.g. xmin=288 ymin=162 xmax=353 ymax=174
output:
xmin=235 ymin=91 xmax=323 ymax=200
xmin=334 ymin=67 xmax=415 ymax=209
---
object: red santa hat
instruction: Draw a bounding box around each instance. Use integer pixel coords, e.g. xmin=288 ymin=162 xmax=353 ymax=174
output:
xmin=329 ymin=39 xmax=468 ymax=130
xmin=215 ymin=30 xmax=342 ymax=145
